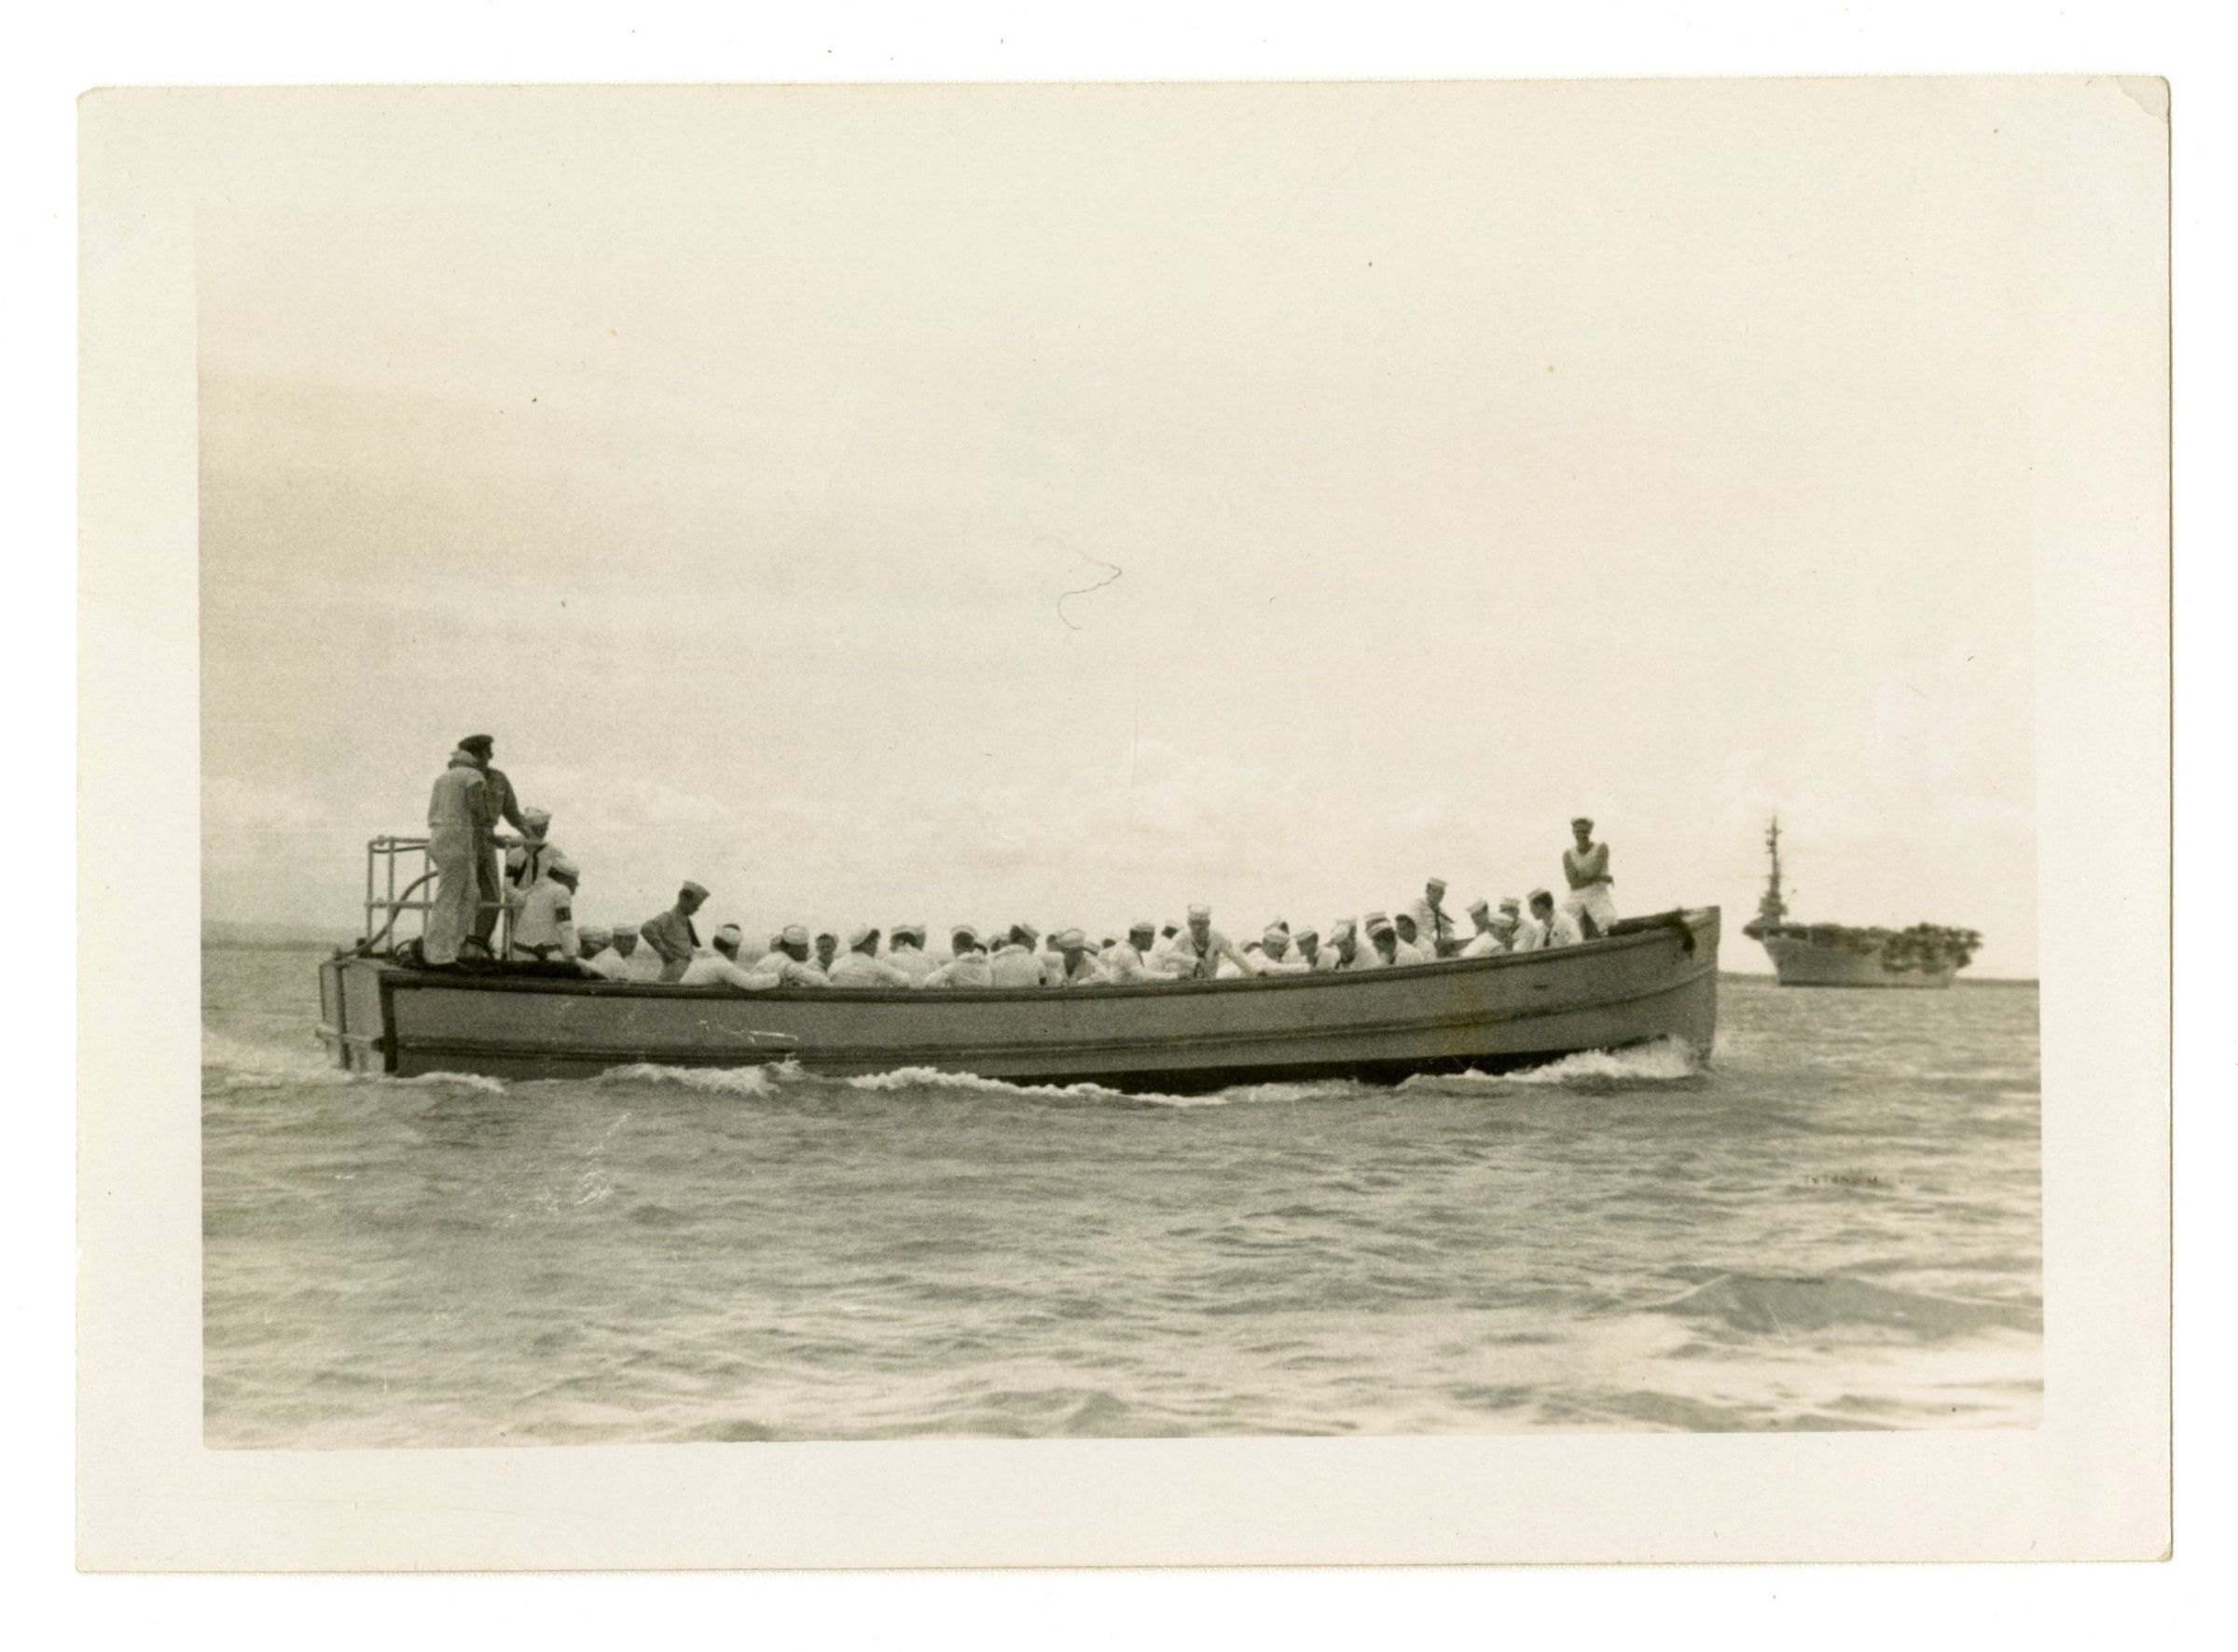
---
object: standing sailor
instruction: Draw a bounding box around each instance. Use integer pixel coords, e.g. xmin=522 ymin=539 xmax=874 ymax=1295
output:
xmin=504 ymin=806 xmax=560 ymax=894
xmin=1561 ymin=817 xmax=1618 ymax=937
xmin=1405 ymin=878 xmax=1462 ymax=958
xmin=829 ymin=927 xmax=916 ymax=987
xmin=422 ymin=743 xmax=490 ymax=966
xmin=639 ymin=882 xmax=710 ymax=983
xmin=457 ymin=735 xmax=529 ymax=950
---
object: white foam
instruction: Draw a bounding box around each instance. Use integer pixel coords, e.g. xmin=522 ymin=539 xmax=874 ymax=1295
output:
xmin=1426 ymin=1036 xmax=1703 ymax=1088
xmin=593 ymin=1061 xmax=784 ymax=1095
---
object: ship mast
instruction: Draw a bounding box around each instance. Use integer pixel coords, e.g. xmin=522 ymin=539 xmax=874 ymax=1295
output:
xmin=1757 ymin=817 xmax=1788 ymax=928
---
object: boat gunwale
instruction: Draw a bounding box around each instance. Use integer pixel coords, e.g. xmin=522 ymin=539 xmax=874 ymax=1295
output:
xmin=349 ymin=907 xmax=1717 ymax=1006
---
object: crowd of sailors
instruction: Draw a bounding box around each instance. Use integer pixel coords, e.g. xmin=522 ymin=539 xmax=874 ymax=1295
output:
xmin=420 ymin=735 xmax=1621 ymax=988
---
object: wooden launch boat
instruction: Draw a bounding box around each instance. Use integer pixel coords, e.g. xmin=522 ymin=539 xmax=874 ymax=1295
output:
xmin=317 ymin=908 xmax=1720 ymax=1092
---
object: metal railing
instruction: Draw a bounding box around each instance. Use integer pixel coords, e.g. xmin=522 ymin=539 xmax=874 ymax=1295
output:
xmin=358 ymin=833 xmax=525 ymax=958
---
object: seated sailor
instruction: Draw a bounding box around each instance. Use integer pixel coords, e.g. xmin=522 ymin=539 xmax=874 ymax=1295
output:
xmin=1502 ymin=896 xmax=1543 ymax=952
xmin=812 ymin=931 xmax=840 ymax=973
xmin=1157 ymin=903 xmax=1257 ymax=981
xmin=829 ymin=925 xmax=917 ymax=987
xmin=640 ymin=882 xmax=710 ymax=983
xmin=884 ymin=923 xmax=938 ymax=983
xmin=1388 ymin=912 xmax=1432 ymax=965
xmin=1405 ymin=877 xmax=1462 ymax=958
xmin=1293 ymin=924 xmax=1331 ymax=972
xmin=680 ymin=923 xmax=768 ymax=988
xmin=742 ymin=923 xmax=832 ymax=988
xmin=1251 ymin=924 xmax=1311 ymax=974
xmin=1099 ymin=920 xmax=1163 ymax=983
xmin=1458 ymin=898 xmax=1508 ymax=958
xmin=508 ymin=856 xmax=595 ymax=971
xmin=1528 ymin=888 xmax=1583 ymax=949
xmin=586 ymin=926 xmax=643 ymax=980
xmin=1048 ymin=928 xmax=1109 ymax=986
xmin=1326 ymin=918 xmax=1363 ymax=970
xmin=989 ymin=924 xmax=1047 ymax=988
xmin=575 ymin=924 xmax=610 ymax=961
xmin=1361 ymin=912 xmax=1403 ymax=968
xmin=922 ymin=926 xmax=994 ymax=989
xmin=1561 ymin=816 xmax=1618 ymax=937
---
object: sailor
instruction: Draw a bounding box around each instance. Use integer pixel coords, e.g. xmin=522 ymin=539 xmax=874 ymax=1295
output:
xmin=585 ymin=927 xmax=642 ymax=980
xmin=922 ymin=926 xmax=994 ymax=989
xmin=639 ymin=882 xmax=710 ymax=983
xmin=1048 ymin=928 xmax=1108 ymax=986
xmin=829 ymin=926 xmax=917 ymax=987
xmin=1293 ymin=924 xmax=1331 ymax=972
xmin=1251 ymin=924 xmax=1311 ymax=975
xmin=1362 ymin=913 xmax=1403 ymax=968
xmin=884 ymin=923 xmax=938 ymax=984
xmin=1504 ymin=896 xmax=1544 ymax=952
xmin=1326 ymin=919 xmax=1363 ymax=970
xmin=422 ymin=742 xmax=491 ymax=965
xmin=1389 ymin=912 xmax=1432 ymax=965
xmin=458 ymin=735 xmax=531 ymax=949
xmin=1100 ymin=920 xmax=1163 ymax=984
xmin=1405 ymin=877 xmax=1462 ymax=958
xmin=508 ymin=856 xmax=593 ymax=971
xmin=812 ymin=931 xmax=840 ymax=974
xmin=1529 ymin=888 xmax=1583 ymax=949
xmin=575 ymin=924 xmax=612 ymax=961
xmin=989 ymin=924 xmax=1047 ymax=988
xmin=679 ymin=923 xmax=769 ymax=988
xmin=1040 ymin=929 xmax=1071 ymax=986
xmin=1562 ymin=817 xmax=1618 ymax=938
xmin=740 ymin=923 xmax=832 ymax=988
xmin=1157 ymin=903 xmax=1257 ymax=981
xmin=1458 ymin=898 xmax=1507 ymax=958
xmin=504 ymin=805 xmax=561 ymax=894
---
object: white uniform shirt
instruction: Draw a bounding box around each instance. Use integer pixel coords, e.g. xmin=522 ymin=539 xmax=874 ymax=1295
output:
xmin=1159 ymin=927 xmax=1255 ymax=981
xmin=1389 ymin=937 xmax=1430 ymax=966
xmin=679 ymin=950 xmax=764 ymax=988
xmin=586 ymin=946 xmax=635 ymax=979
xmin=740 ymin=953 xmax=830 ymax=989
xmin=988 ymin=945 xmax=1046 ymax=988
xmin=885 ymin=943 xmax=937 ymax=984
xmin=829 ymin=950 xmax=915 ymax=987
xmin=1405 ymin=898 xmax=1462 ymax=957
xmin=1100 ymin=943 xmax=1158 ymax=983
xmin=1539 ymin=909 xmax=1584 ymax=948
xmin=1460 ymin=929 xmax=1509 ymax=958
xmin=1510 ymin=915 xmax=1548 ymax=952
xmin=922 ymin=952 xmax=993 ymax=989
xmin=1253 ymin=948 xmax=1311 ymax=975
xmin=508 ymin=877 xmax=580 ymax=960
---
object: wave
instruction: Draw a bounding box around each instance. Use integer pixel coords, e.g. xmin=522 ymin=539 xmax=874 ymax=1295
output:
xmin=201 ymin=1031 xmax=507 ymax=1096
xmin=1410 ymin=1036 xmax=1704 ymax=1091
xmin=1637 ymin=1272 xmax=2042 ymax=1342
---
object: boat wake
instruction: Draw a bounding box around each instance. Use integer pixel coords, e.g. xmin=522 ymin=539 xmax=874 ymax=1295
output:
xmin=1409 ymin=1036 xmax=1705 ymax=1093
xmin=202 ymin=1031 xmax=508 ymax=1096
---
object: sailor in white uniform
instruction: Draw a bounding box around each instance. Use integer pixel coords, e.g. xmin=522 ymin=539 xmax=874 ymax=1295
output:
xmin=988 ymin=925 xmax=1047 ymax=988
xmin=1157 ymin=903 xmax=1258 ymax=981
xmin=829 ymin=926 xmax=917 ymax=987
xmin=1458 ymin=898 xmax=1509 ymax=958
xmin=1251 ymin=924 xmax=1311 ymax=975
xmin=741 ymin=924 xmax=832 ymax=988
xmin=1405 ymin=878 xmax=1463 ymax=958
xmin=1528 ymin=888 xmax=1583 ymax=949
xmin=885 ymin=924 xmax=938 ymax=984
xmin=507 ymin=856 xmax=594 ymax=971
xmin=1293 ymin=924 xmax=1330 ymax=972
xmin=1325 ymin=919 xmax=1363 ymax=971
xmin=922 ymin=927 xmax=994 ymax=989
xmin=1389 ymin=912 xmax=1432 ymax=965
xmin=680 ymin=923 xmax=768 ymax=988
xmin=1047 ymin=929 xmax=1109 ymax=986
xmin=1099 ymin=921 xmax=1162 ymax=984
xmin=1561 ymin=817 xmax=1618 ymax=937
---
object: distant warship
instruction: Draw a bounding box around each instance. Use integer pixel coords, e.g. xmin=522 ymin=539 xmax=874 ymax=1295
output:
xmin=1741 ymin=819 xmax=1981 ymax=988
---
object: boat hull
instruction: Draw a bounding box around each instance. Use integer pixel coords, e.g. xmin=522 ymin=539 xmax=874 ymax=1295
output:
xmin=1759 ymin=935 xmax=1956 ymax=988
xmin=319 ymin=907 xmax=1720 ymax=1091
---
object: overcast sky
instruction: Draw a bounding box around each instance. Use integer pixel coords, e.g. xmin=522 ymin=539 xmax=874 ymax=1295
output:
xmin=198 ymin=82 xmax=2046 ymax=973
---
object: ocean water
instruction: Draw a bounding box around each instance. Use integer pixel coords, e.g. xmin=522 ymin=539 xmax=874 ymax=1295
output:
xmin=203 ymin=945 xmax=2041 ymax=1446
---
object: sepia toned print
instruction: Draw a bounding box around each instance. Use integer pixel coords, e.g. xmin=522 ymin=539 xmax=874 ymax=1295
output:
xmin=82 ymin=78 xmax=2167 ymax=1565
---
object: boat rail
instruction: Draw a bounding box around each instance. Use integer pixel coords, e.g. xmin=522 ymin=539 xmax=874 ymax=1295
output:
xmin=355 ymin=832 xmax=529 ymax=958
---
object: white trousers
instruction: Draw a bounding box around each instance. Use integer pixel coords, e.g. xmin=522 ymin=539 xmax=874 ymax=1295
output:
xmin=1563 ymin=882 xmax=1619 ymax=933
xmin=423 ymin=824 xmax=477 ymax=963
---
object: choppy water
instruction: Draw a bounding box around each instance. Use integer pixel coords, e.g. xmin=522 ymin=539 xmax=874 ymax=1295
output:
xmin=203 ymin=946 xmax=2040 ymax=1446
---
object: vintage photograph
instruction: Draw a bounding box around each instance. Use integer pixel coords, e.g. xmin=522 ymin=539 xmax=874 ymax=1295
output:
xmin=194 ymin=80 xmax=2052 ymax=1451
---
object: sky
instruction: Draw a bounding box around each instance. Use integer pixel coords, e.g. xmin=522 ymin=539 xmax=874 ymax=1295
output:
xmin=197 ymin=82 xmax=2042 ymax=973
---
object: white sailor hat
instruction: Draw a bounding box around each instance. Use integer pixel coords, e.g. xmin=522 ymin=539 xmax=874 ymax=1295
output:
xmin=767 ymin=931 xmax=784 ymax=950
xmin=1364 ymin=911 xmax=1395 ymax=936
xmin=1187 ymin=902 xmax=1211 ymax=922
xmin=1294 ymin=922 xmax=1319 ymax=941
xmin=523 ymin=806 xmax=553 ymax=827
xmin=891 ymin=922 xmax=921 ymax=943
xmin=848 ymin=925 xmax=877 ymax=949
xmin=952 ymin=924 xmax=981 ymax=947
xmin=1262 ymin=924 xmax=1287 ymax=945
xmin=781 ymin=924 xmax=810 ymax=946
xmin=1427 ymin=875 xmax=1448 ymax=891
xmin=579 ymin=924 xmax=612 ymax=944
xmin=713 ymin=923 xmax=743 ymax=947
xmin=1499 ymin=897 xmax=1523 ymax=913
xmin=1055 ymin=927 xmax=1085 ymax=949
xmin=814 ymin=929 xmax=837 ymax=943
xmin=1129 ymin=918 xmax=1155 ymax=936
xmin=1571 ymin=816 xmax=1594 ymax=829
xmin=1268 ymin=915 xmax=1290 ymax=932
xmin=548 ymin=855 xmax=579 ymax=878
xmin=1528 ymin=888 xmax=1554 ymax=904
xmin=1015 ymin=922 xmax=1041 ymax=943
xmin=1331 ymin=918 xmax=1358 ymax=941
xmin=1467 ymin=897 xmax=1491 ymax=917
